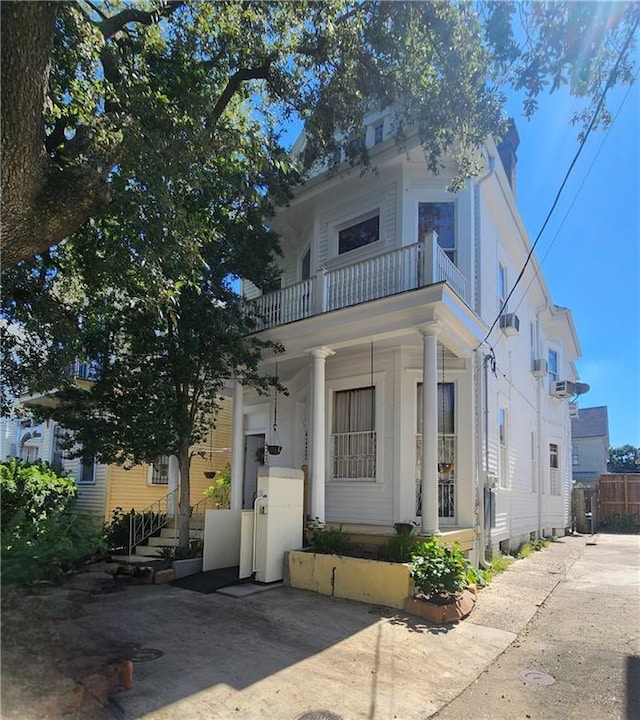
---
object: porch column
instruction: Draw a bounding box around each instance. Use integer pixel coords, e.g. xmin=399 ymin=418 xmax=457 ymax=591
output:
xmin=308 ymin=346 xmax=335 ymax=522
xmin=420 ymin=323 xmax=441 ymax=535
xmin=167 ymin=455 xmax=179 ymax=516
xmin=230 ymin=380 xmax=244 ymax=510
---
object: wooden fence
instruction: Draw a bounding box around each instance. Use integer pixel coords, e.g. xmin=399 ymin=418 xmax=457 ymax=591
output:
xmin=596 ymin=474 xmax=640 ymax=530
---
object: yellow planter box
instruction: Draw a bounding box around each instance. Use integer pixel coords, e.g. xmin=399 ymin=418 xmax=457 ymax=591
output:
xmin=288 ymin=550 xmax=413 ymax=610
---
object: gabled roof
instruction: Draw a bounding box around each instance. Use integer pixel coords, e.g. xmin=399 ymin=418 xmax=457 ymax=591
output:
xmin=571 ymin=406 xmax=609 ymax=440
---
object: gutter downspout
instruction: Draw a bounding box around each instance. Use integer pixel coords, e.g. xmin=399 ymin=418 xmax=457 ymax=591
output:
xmin=536 ymin=301 xmax=549 ymax=540
xmin=474 ymin=150 xmax=496 ymax=569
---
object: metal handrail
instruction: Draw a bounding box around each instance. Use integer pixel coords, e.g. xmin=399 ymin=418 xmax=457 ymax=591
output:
xmin=128 ymin=489 xmax=177 ymax=556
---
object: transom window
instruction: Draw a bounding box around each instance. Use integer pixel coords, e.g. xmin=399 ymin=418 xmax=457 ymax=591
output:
xmin=331 ymin=386 xmax=376 ymax=481
xmin=338 ymin=214 xmax=379 ymax=255
xmin=418 ymin=202 xmax=456 ymax=262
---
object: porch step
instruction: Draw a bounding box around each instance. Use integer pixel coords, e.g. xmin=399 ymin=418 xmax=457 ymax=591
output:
xmin=159 ymin=527 xmax=204 ymax=539
xmin=134 ymin=545 xmax=165 ymax=558
xmin=133 ymin=528 xmax=203 ymax=557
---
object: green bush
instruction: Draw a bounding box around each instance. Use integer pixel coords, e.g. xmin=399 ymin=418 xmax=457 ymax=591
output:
xmin=384 ymin=533 xmax=420 ymax=563
xmin=1 ymin=459 xmax=76 ymax=528
xmin=410 ymin=538 xmax=487 ymax=598
xmin=203 ymin=463 xmax=231 ymax=509
xmin=600 ymin=512 xmax=638 ymax=533
xmin=104 ymin=507 xmax=167 ymax=554
xmin=308 ymin=526 xmax=351 ymax=555
xmin=1 ymin=460 xmax=105 ymax=585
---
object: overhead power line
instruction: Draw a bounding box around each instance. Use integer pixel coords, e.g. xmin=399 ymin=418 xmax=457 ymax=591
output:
xmin=481 ymin=13 xmax=640 ymax=346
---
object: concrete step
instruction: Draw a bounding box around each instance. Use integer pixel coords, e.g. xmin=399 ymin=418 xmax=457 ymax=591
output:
xmin=159 ymin=528 xmax=203 ymax=540
xmin=134 ymin=545 xmax=165 ymax=558
xmin=147 ymin=536 xmax=177 ymax=547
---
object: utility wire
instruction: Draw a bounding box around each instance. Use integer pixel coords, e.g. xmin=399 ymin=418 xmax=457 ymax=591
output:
xmin=481 ymin=13 xmax=640 ymax=345
xmin=491 ymin=76 xmax=637 ymax=353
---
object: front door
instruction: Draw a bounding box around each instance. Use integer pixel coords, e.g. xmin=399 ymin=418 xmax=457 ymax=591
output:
xmin=243 ymin=434 xmax=265 ymax=509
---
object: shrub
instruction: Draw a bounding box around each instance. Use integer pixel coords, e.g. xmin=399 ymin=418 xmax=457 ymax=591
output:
xmin=384 ymin=533 xmax=420 ymax=563
xmin=1 ymin=460 xmax=105 ymax=585
xmin=308 ymin=526 xmax=351 ymax=555
xmin=104 ymin=507 xmax=167 ymax=554
xmin=203 ymin=463 xmax=231 ymax=509
xmin=410 ymin=538 xmax=487 ymax=598
xmin=600 ymin=512 xmax=638 ymax=533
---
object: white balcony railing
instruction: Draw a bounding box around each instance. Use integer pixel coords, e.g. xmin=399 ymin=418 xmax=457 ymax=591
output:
xmin=249 ymin=232 xmax=468 ymax=331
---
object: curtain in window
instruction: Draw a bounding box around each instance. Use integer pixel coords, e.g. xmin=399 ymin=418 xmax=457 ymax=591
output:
xmin=333 ymin=387 xmax=375 ymax=433
xmin=417 ymin=382 xmax=454 ymax=434
xmin=332 ymin=387 xmax=376 ymax=480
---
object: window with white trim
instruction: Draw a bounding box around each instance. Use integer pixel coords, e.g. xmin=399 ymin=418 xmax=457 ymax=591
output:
xmin=548 ymin=349 xmax=559 ymax=383
xmin=338 ymin=213 xmax=380 ymax=255
xmin=150 ymin=455 xmax=170 ymax=485
xmin=498 ymin=262 xmax=508 ymax=314
xmin=331 ymin=386 xmax=376 ymax=481
xmin=498 ymin=406 xmax=509 ymax=488
xmin=549 ymin=443 xmax=560 ymax=495
xmin=418 ymin=202 xmax=456 ymax=263
xmin=78 ymin=456 xmax=96 ymax=484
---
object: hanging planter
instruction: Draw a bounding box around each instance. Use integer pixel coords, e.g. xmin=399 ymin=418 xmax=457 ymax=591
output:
xmin=267 ymin=363 xmax=283 ymax=457
xmin=204 ymin=469 xmax=217 ymax=480
xmin=438 ymin=345 xmax=453 ymax=478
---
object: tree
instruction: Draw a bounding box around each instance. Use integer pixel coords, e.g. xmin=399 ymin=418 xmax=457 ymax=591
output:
xmin=608 ymin=445 xmax=640 ymax=474
xmin=1 ymin=35 xmax=293 ymax=547
xmin=3 ymin=1 xmax=638 ymax=268
xmin=3 ymin=1 xmax=639 ymax=547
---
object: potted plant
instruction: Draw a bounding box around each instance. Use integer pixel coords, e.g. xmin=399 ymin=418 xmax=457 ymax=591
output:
xmin=404 ymin=538 xmax=486 ymax=623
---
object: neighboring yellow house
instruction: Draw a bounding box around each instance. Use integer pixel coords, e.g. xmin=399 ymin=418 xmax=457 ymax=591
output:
xmin=105 ymin=399 xmax=233 ymax=517
xmin=5 ymin=398 xmax=233 ymax=522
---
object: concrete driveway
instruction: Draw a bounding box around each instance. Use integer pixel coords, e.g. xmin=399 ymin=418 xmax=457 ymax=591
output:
xmin=3 ymin=533 xmax=637 ymax=720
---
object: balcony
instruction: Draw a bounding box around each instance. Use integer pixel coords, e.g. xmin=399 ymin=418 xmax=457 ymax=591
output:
xmin=249 ymin=232 xmax=468 ymax=331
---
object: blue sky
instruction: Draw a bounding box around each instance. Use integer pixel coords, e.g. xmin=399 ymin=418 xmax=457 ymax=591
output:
xmin=505 ymin=80 xmax=639 ymax=448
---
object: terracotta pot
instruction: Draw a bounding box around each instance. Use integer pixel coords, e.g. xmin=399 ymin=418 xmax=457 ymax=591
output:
xmin=403 ymin=587 xmax=476 ymax=624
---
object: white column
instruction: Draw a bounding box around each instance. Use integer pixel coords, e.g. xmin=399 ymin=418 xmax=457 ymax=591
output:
xmin=230 ymin=380 xmax=244 ymax=511
xmin=168 ymin=455 xmax=179 ymax=516
xmin=308 ymin=346 xmax=335 ymax=522
xmin=420 ymin=323 xmax=441 ymax=535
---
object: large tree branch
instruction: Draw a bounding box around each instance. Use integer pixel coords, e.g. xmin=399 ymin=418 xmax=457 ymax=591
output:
xmin=209 ymin=60 xmax=274 ymax=127
xmin=96 ymin=1 xmax=184 ymax=39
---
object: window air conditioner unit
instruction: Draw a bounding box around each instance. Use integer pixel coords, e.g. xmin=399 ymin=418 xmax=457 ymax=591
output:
xmin=499 ymin=313 xmax=520 ymax=335
xmin=569 ymin=402 xmax=579 ymax=418
xmin=550 ymin=380 xmax=575 ymax=398
xmin=532 ymin=358 xmax=548 ymax=377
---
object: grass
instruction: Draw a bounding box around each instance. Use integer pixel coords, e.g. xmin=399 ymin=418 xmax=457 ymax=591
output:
xmin=514 ymin=535 xmax=556 ymax=559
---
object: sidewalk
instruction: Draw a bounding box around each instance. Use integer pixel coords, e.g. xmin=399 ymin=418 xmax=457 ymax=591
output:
xmin=434 ymin=532 xmax=640 ymax=720
xmin=3 ymin=533 xmax=624 ymax=720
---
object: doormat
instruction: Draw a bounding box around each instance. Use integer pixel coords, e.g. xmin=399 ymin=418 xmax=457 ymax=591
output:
xmin=217 ymin=582 xmax=283 ymax=598
xmin=171 ymin=566 xmax=240 ymax=594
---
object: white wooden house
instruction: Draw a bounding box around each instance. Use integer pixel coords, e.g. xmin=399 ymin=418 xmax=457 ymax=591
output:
xmin=225 ymin=111 xmax=583 ymax=561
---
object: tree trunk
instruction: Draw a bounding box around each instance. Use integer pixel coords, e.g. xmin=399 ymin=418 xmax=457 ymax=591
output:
xmin=176 ymin=445 xmax=192 ymax=550
xmin=1 ymin=2 xmax=111 ymax=267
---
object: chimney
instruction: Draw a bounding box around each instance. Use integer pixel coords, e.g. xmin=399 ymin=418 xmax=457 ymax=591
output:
xmin=497 ymin=119 xmax=520 ymax=195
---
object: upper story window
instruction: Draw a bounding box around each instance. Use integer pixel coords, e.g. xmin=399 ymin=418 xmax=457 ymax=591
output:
xmin=548 ymin=349 xmax=559 ymax=383
xmin=498 ymin=262 xmax=508 ymax=313
xmin=418 ymin=202 xmax=456 ymax=263
xmin=373 ymin=122 xmax=384 ymax=145
xmin=301 ymin=248 xmax=311 ymax=281
xmin=338 ymin=213 xmax=380 ymax=255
